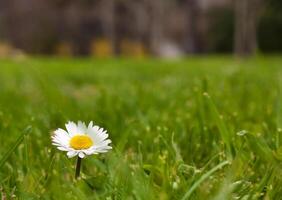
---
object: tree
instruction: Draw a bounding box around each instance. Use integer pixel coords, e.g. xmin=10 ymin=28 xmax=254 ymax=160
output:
xmin=234 ymin=0 xmax=262 ymax=57
xmin=147 ymin=0 xmax=164 ymax=55
xmin=184 ymin=0 xmax=200 ymax=54
xmin=99 ymin=0 xmax=116 ymax=53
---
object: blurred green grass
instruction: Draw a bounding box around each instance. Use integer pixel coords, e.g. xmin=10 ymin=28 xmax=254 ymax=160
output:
xmin=0 ymin=56 xmax=282 ymax=199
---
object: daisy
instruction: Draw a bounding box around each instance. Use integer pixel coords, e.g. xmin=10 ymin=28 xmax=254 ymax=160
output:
xmin=52 ymin=121 xmax=112 ymax=178
xmin=52 ymin=121 xmax=112 ymax=159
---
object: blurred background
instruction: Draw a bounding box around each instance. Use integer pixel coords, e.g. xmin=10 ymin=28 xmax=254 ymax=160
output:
xmin=0 ymin=0 xmax=281 ymax=58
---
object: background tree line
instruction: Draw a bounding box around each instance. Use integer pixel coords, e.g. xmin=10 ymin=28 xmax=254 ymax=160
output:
xmin=0 ymin=0 xmax=281 ymax=57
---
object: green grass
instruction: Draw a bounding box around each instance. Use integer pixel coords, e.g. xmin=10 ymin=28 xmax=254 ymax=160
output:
xmin=0 ymin=56 xmax=282 ymax=199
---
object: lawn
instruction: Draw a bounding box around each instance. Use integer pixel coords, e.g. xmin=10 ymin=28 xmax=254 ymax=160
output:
xmin=0 ymin=56 xmax=282 ymax=199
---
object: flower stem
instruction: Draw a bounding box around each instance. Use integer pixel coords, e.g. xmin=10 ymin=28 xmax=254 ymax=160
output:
xmin=75 ymin=157 xmax=82 ymax=179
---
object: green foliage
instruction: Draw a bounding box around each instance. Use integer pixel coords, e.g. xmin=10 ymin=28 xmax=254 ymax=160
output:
xmin=258 ymin=0 xmax=282 ymax=52
xmin=0 ymin=56 xmax=282 ymax=199
xmin=207 ymin=8 xmax=234 ymax=53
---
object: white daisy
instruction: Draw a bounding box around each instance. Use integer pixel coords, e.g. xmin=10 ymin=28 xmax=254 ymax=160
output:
xmin=52 ymin=121 xmax=112 ymax=158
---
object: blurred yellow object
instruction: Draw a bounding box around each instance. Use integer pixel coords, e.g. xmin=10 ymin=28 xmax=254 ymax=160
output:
xmin=90 ymin=38 xmax=113 ymax=58
xmin=120 ymin=39 xmax=147 ymax=58
xmin=0 ymin=42 xmax=26 ymax=60
xmin=55 ymin=42 xmax=73 ymax=57
xmin=0 ymin=42 xmax=12 ymax=58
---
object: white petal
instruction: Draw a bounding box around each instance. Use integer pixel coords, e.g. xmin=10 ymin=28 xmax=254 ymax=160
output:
xmin=83 ymin=149 xmax=95 ymax=155
xmin=54 ymin=128 xmax=69 ymax=137
xmin=52 ymin=129 xmax=71 ymax=147
xmin=52 ymin=134 xmax=69 ymax=143
xmin=78 ymin=152 xmax=85 ymax=158
xmin=88 ymin=121 xmax=93 ymax=129
xmin=77 ymin=121 xmax=87 ymax=134
xmin=95 ymin=146 xmax=112 ymax=151
xmin=53 ymin=128 xmax=70 ymax=139
xmin=97 ymin=145 xmax=112 ymax=150
xmin=95 ymin=139 xmax=111 ymax=147
xmin=67 ymin=151 xmax=77 ymax=158
xmin=92 ymin=143 xmax=112 ymax=154
xmin=92 ymin=148 xmax=110 ymax=154
xmin=87 ymin=126 xmax=109 ymax=144
xmin=57 ymin=146 xmax=70 ymax=151
xmin=65 ymin=121 xmax=78 ymax=136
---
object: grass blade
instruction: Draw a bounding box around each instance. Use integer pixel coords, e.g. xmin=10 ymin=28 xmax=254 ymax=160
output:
xmin=204 ymin=93 xmax=234 ymax=160
xmin=181 ymin=160 xmax=230 ymax=200
xmin=245 ymin=133 xmax=277 ymax=164
xmin=0 ymin=126 xmax=32 ymax=169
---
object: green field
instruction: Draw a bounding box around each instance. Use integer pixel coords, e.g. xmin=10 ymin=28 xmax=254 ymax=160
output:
xmin=0 ymin=56 xmax=282 ymax=199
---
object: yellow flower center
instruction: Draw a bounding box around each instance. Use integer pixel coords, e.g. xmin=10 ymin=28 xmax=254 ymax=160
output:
xmin=70 ymin=135 xmax=93 ymax=150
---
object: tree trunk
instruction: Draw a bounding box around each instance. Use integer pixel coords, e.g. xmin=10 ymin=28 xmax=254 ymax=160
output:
xmin=184 ymin=0 xmax=199 ymax=54
xmin=147 ymin=0 xmax=164 ymax=55
xmin=100 ymin=0 xmax=116 ymax=54
xmin=234 ymin=0 xmax=261 ymax=57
